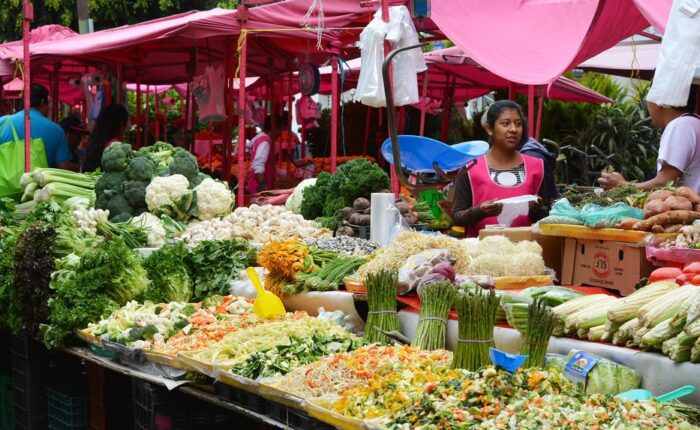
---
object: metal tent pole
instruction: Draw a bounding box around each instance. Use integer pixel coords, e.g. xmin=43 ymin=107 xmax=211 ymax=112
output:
xmin=236 ymin=4 xmax=248 ymax=206
xmin=22 ymin=0 xmax=33 ymax=172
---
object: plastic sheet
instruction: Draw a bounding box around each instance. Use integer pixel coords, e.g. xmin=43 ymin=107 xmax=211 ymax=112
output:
xmin=545 ymin=198 xmax=643 ymax=229
xmin=495 ymin=195 xmax=538 ymax=227
xmin=646 ymin=239 xmax=700 ymax=266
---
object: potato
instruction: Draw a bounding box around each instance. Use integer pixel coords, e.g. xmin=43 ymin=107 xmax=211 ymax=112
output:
xmin=647 ymin=190 xmax=674 ymax=202
xmin=618 ymin=218 xmax=639 ymax=230
xmin=674 ymin=186 xmax=700 ymax=204
xmin=643 ymin=199 xmax=670 ymax=219
xmin=664 ymin=195 xmax=693 ymax=211
xmin=695 ymin=203 xmax=700 ymax=212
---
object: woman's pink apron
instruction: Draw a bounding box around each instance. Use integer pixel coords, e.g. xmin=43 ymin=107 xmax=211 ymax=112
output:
xmin=245 ymin=133 xmax=273 ymax=194
xmin=466 ymin=154 xmax=544 ymax=237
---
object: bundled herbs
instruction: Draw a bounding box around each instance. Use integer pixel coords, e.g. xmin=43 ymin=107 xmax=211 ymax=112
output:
xmin=411 ymin=280 xmax=455 ymax=350
xmin=41 ymin=238 xmax=149 ymax=349
xmin=364 ymin=270 xmax=400 ymax=344
xmin=231 ymin=332 xmax=365 ymax=379
xmin=188 ymin=239 xmax=250 ymax=301
xmin=452 ymin=288 xmax=498 ymax=371
xmin=0 ymin=226 xmax=20 ymax=332
xmin=142 ymin=242 xmax=192 ymax=303
xmin=288 ymin=256 xmax=368 ymax=295
xmin=521 ymin=299 xmax=555 ymax=368
xmin=0 ymin=197 xmax=16 ymax=226
xmin=13 ymin=223 xmax=57 ymax=340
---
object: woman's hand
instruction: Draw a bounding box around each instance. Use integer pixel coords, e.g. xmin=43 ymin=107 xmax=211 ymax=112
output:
xmin=598 ymin=172 xmax=627 ymax=190
xmin=479 ymin=200 xmax=503 ymax=217
xmin=529 ymin=196 xmax=543 ymax=209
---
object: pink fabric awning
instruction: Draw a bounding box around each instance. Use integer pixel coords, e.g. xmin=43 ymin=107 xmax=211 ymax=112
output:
xmin=430 ymin=0 xmax=669 ymax=85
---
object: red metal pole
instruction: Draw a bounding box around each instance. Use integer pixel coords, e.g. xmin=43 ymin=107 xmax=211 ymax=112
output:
xmin=287 ymin=70 xmax=294 ymax=178
xmin=144 ymin=86 xmax=150 ymax=145
xmin=508 ymin=81 xmax=516 ymax=100
xmin=236 ymin=5 xmax=248 ymax=207
xmin=440 ymin=78 xmax=454 ymax=142
xmin=51 ymin=62 xmax=60 ymax=121
xmin=535 ymin=86 xmax=544 ymax=140
xmin=117 ymin=65 xmax=124 ymax=104
xmin=527 ymin=84 xmax=535 ymax=138
xmin=23 ymin=0 xmax=33 ymax=172
xmin=135 ymin=80 xmax=142 ymax=149
xmin=419 ymin=71 xmax=428 ymax=136
xmin=269 ymin=71 xmax=277 ymax=187
xmin=154 ymin=93 xmax=160 ymax=141
xmin=222 ymin=39 xmax=233 ymax=183
xmin=330 ymin=51 xmax=340 ymax=174
xmin=362 ymin=106 xmax=371 ymax=155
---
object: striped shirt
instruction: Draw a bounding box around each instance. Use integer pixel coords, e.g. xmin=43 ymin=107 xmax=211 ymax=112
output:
xmin=489 ymin=163 xmax=525 ymax=186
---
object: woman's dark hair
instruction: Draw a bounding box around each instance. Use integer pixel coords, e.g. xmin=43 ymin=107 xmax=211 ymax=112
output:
xmin=684 ymin=84 xmax=698 ymax=112
xmin=30 ymin=83 xmax=49 ymax=108
xmin=83 ymin=104 xmax=129 ymax=172
xmin=485 ymin=99 xmax=528 ymax=146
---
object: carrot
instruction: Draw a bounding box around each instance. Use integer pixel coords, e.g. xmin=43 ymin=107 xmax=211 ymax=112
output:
xmin=633 ymin=210 xmax=700 ymax=231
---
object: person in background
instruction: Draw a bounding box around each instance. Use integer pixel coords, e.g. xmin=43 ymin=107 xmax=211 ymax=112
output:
xmin=452 ymin=100 xmax=549 ymax=237
xmin=82 ymin=104 xmax=129 ymax=172
xmin=59 ymin=115 xmax=89 ymax=166
xmin=245 ymin=116 xmax=274 ymax=194
xmin=274 ymin=115 xmax=299 ymax=165
xmin=599 ymin=85 xmax=700 ymax=192
xmin=0 ymin=83 xmax=77 ymax=170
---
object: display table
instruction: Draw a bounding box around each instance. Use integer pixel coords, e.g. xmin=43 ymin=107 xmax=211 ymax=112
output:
xmin=398 ymin=308 xmax=700 ymax=406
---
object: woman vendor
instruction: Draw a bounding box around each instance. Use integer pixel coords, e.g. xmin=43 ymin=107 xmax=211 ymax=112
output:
xmin=245 ymin=116 xmax=275 ymax=194
xmin=452 ymin=100 xmax=549 ymax=237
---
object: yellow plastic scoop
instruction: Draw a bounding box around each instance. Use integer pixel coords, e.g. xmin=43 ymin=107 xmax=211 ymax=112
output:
xmin=247 ymin=267 xmax=285 ymax=319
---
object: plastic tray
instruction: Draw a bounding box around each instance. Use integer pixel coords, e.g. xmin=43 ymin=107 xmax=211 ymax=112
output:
xmin=177 ymin=352 xmax=227 ymax=377
xmin=537 ymin=223 xmax=650 ymax=243
xmin=74 ymin=329 xmax=102 ymax=348
xmin=494 ymin=275 xmax=553 ymax=290
xmin=257 ymin=381 xmax=307 ymax=410
xmin=305 ymin=402 xmax=367 ymax=430
xmin=143 ymin=350 xmax=186 ymax=370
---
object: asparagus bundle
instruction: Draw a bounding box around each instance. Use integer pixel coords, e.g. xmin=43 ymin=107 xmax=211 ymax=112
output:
xmin=411 ymin=281 xmax=456 ymax=350
xmin=521 ymin=299 xmax=555 ymax=368
xmin=364 ymin=269 xmax=400 ymax=344
xmin=452 ymin=288 xmax=498 ymax=371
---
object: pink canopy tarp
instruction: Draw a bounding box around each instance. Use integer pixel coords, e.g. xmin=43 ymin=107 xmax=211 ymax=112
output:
xmin=430 ymin=0 xmax=672 ymax=85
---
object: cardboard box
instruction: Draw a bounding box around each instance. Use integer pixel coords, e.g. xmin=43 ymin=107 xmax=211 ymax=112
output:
xmin=561 ymin=238 xmax=654 ymax=296
xmin=478 ymin=227 xmax=563 ymax=281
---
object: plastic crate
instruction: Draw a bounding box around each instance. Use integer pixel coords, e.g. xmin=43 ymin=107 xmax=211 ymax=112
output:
xmin=47 ymin=387 xmax=89 ymax=430
xmin=171 ymin=392 xmax=232 ymax=430
xmin=0 ymin=330 xmax=11 ymax=374
xmin=84 ymin=362 xmax=105 ymax=430
xmin=266 ymin=402 xmax=334 ymax=430
xmin=10 ymin=335 xmax=52 ymax=430
xmin=0 ymin=374 xmax=13 ymax=430
xmin=132 ymin=380 xmax=171 ymax=430
xmin=213 ymin=381 xmax=267 ymax=414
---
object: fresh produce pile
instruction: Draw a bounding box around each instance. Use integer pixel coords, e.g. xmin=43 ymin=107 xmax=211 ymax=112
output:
xmin=364 ymin=270 xmax=401 ymax=343
xmin=661 ymin=223 xmax=700 ymax=249
xmin=358 ymin=232 xmax=546 ymax=279
xmin=83 ymin=296 xmax=253 ymax=348
xmin=562 ymin=184 xmax=648 ymax=208
xmin=181 ymin=204 xmax=330 ymax=246
xmin=303 ymin=236 xmax=378 ymax=256
xmin=546 ymin=350 xmax=640 ymax=395
xmin=502 ymin=286 xmax=584 ymax=331
xmin=300 ymin=158 xmax=390 ymax=221
xmin=618 ymin=187 xmax=700 ymax=233
xmin=21 ymin=168 xmax=96 ymax=207
xmin=295 ymin=156 xmax=376 ymax=174
xmin=451 ymin=288 xmax=498 ymax=371
xmin=334 ymin=195 xmax=434 ymax=236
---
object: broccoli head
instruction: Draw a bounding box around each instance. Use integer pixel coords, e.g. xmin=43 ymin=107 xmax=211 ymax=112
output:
xmin=101 ymin=142 xmax=134 ymax=172
xmin=125 ymin=156 xmax=156 ymax=182
xmin=123 ymin=180 xmax=148 ymax=208
xmin=168 ymin=150 xmax=199 ymax=183
xmin=190 ymin=172 xmax=211 ymax=188
xmin=95 ymin=171 xmax=126 ymax=195
xmin=96 ymin=190 xmax=134 ymax=222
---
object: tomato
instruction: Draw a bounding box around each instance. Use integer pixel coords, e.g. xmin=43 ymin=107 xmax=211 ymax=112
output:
xmin=676 ymin=273 xmax=695 ymax=286
xmin=649 ymin=267 xmax=683 ymax=283
xmin=691 ymin=275 xmax=700 ymax=286
xmin=683 ymin=262 xmax=700 ymax=274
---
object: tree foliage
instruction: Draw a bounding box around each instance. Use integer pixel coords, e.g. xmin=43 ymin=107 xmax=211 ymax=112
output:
xmin=0 ymin=0 xmax=238 ymax=42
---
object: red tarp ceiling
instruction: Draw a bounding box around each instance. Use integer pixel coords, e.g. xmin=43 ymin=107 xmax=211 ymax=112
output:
xmin=430 ymin=0 xmax=672 ymax=85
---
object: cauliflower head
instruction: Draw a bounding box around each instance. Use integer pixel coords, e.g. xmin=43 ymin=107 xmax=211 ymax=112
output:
xmin=145 ymin=174 xmax=190 ymax=210
xmin=194 ymin=178 xmax=234 ymax=220
xmin=131 ymin=213 xmax=166 ymax=248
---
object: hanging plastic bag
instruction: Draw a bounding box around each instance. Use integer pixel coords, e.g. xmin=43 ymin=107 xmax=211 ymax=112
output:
xmin=0 ymin=119 xmax=48 ymax=198
xmin=193 ymin=66 xmax=227 ymax=123
xmin=354 ymin=6 xmax=426 ymax=107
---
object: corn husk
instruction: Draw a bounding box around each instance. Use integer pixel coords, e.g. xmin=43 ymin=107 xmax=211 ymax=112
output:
xmin=564 ymin=296 xmax=618 ymax=333
xmin=640 ymin=318 xmax=681 ymax=350
xmin=692 ymin=337 xmax=700 ymax=363
xmin=555 ymin=295 xmax=616 ymax=335
xmin=613 ymin=318 xmax=640 ymax=346
xmin=639 ymin=287 xmax=699 ymax=329
xmin=607 ymin=281 xmax=678 ymax=324
xmin=587 ymin=325 xmax=606 ymax=342
xmin=667 ymin=333 xmax=697 ymax=362
xmin=632 ymin=326 xmax=651 ymax=347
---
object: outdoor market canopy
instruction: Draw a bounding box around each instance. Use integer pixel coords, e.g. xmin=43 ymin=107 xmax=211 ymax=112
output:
xmin=2 ymin=1 xmax=372 ymax=85
xmin=430 ymin=0 xmax=672 ymax=85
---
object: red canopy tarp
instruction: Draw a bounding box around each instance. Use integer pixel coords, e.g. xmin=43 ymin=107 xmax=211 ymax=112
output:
xmin=430 ymin=0 xmax=671 ymax=85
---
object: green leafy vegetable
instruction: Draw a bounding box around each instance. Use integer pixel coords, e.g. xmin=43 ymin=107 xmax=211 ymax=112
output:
xmin=142 ymin=242 xmax=192 ymax=303
xmin=188 ymin=239 xmax=250 ymax=301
